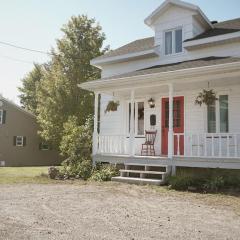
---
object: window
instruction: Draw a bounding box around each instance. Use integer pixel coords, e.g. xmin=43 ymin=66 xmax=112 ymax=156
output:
xmin=219 ymin=95 xmax=229 ymax=132
xmin=14 ymin=136 xmax=25 ymax=147
xmin=128 ymin=101 xmax=145 ymax=136
xmin=0 ymin=110 xmax=3 ymax=124
xmin=39 ymin=143 xmax=50 ymax=151
xmin=165 ymin=28 xmax=183 ymax=55
xmin=164 ymin=100 xmax=181 ymax=128
xmin=0 ymin=110 xmax=6 ymax=124
xmin=207 ymin=95 xmax=229 ymax=133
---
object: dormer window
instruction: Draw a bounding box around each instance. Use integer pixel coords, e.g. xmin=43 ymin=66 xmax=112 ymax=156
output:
xmin=164 ymin=28 xmax=183 ymax=55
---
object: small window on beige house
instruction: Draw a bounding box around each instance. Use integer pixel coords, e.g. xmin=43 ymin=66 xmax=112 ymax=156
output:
xmin=14 ymin=136 xmax=26 ymax=147
xmin=0 ymin=110 xmax=6 ymax=124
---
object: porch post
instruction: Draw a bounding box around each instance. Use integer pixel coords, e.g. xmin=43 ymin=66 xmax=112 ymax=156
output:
xmin=130 ymin=89 xmax=135 ymax=156
xmin=168 ymin=83 xmax=176 ymax=175
xmin=93 ymin=92 xmax=99 ymax=156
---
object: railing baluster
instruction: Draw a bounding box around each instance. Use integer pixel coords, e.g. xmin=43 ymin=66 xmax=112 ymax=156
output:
xmin=197 ymin=134 xmax=200 ymax=157
xmin=204 ymin=133 xmax=207 ymax=157
xmin=211 ymin=134 xmax=214 ymax=157
xmin=219 ymin=134 xmax=222 ymax=157
xmin=227 ymin=135 xmax=230 ymax=157
xmin=234 ymin=134 xmax=237 ymax=158
xmin=177 ymin=134 xmax=180 ymax=156
xmin=190 ymin=134 xmax=193 ymax=157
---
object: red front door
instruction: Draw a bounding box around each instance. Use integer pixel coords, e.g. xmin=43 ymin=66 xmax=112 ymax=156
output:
xmin=161 ymin=96 xmax=184 ymax=156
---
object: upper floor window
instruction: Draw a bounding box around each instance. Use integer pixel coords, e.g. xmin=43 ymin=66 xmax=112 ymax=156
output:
xmin=165 ymin=28 xmax=183 ymax=55
xmin=0 ymin=110 xmax=6 ymax=124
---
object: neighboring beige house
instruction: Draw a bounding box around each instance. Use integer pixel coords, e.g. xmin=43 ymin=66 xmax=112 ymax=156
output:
xmin=79 ymin=0 xmax=240 ymax=185
xmin=0 ymin=97 xmax=61 ymax=167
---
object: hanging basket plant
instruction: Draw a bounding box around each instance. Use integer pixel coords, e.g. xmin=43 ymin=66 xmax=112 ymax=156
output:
xmin=105 ymin=100 xmax=120 ymax=113
xmin=195 ymin=89 xmax=218 ymax=106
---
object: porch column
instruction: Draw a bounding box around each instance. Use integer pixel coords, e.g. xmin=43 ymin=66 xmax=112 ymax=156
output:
xmin=168 ymin=83 xmax=176 ymax=174
xmin=129 ymin=90 xmax=135 ymax=156
xmin=93 ymin=92 xmax=99 ymax=155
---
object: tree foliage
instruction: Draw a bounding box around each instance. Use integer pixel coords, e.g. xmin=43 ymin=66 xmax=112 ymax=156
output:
xmin=19 ymin=15 xmax=106 ymax=150
xmin=18 ymin=63 xmax=46 ymax=114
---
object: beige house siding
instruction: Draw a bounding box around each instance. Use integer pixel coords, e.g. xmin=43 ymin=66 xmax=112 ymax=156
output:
xmin=0 ymin=99 xmax=61 ymax=167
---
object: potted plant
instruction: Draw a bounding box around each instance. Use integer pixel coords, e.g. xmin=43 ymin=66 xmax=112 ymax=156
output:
xmin=105 ymin=100 xmax=120 ymax=113
xmin=195 ymin=89 xmax=218 ymax=106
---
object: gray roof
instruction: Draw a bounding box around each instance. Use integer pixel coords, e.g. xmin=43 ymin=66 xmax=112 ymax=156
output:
xmin=93 ymin=18 xmax=240 ymax=62
xmin=100 ymin=57 xmax=240 ymax=81
xmin=185 ymin=18 xmax=240 ymax=42
xmin=93 ymin=37 xmax=154 ymax=62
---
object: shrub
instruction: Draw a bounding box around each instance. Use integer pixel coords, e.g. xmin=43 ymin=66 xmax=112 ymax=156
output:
xmin=90 ymin=164 xmax=119 ymax=182
xmin=203 ymin=176 xmax=225 ymax=192
xmin=48 ymin=167 xmax=60 ymax=179
xmin=168 ymin=175 xmax=195 ymax=190
xmin=61 ymin=157 xmax=92 ymax=180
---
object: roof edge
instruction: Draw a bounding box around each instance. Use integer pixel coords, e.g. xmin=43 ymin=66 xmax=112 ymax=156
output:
xmin=144 ymin=0 xmax=213 ymax=29
xmin=0 ymin=95 xmax=36 ymax=119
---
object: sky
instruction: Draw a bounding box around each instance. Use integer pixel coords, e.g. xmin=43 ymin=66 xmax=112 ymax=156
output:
xmin=0 ymin=0 xmax=239 ymax=104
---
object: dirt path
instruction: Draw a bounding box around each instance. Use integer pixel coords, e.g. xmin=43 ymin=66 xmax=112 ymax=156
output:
xmin=0 ymin=182 xmax=239 ymax=240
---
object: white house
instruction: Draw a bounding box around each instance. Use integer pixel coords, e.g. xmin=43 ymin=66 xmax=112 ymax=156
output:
xmin=79 ymin=0 xmax=240 ymax=184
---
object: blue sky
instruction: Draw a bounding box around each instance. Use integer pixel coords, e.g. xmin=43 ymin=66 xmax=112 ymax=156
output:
xmin=0 ymin=0 xmax=239 ymax=104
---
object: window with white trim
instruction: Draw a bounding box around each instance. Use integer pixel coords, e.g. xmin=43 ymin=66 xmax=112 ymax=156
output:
xmin=0 ymin=110 xmax=3 ymax=124
xmin=14 ymin=136 xmax=25 ymax=147
xmin=165 ymin=28 xmax=183 ymax=55
xmin=128 ymin=101 xmax=145 ymax=136
xmin=207 ymin=95 xmax=229 ymax=133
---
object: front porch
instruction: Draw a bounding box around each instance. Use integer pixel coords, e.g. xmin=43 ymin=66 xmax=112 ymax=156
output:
xmin=79 ymin=58 xmax=240 ymax=170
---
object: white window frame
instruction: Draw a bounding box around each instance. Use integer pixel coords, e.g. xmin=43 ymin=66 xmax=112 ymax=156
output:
xmin=127 ymin=100 xmax=145 ymax=137
xmin=164 ymin=27 xmax=183 ymax=56
xmin=16 ymin=136 xmax=24 ymax=147
xmin=0 ymin=110 xmax=3 ymax=124
xmin=206 ymin=94 xmax=229 ymax=133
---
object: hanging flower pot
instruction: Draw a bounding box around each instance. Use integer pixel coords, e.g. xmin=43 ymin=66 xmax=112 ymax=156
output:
xmin=195 ymin=89 xmax=218 ymax=106
xmin=105 ymin=101 xmax=120 ymax=113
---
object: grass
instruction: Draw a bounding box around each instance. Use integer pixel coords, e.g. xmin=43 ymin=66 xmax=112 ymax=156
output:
xmin=0 ymin=167 xmax=55 ymax=184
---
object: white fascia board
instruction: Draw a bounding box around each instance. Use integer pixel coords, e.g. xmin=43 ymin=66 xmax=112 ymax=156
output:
xmin=91 ymin=48 xmax=157 ymax=66
xmin=184 ymin=31 xmax=240 ymax=49
xmin=79 ymin=61 xmax=240 ymax=92
xmin=144 ymin=0 xmax=212 ymax=28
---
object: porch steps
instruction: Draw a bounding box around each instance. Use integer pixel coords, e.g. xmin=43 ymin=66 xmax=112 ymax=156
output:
xmin=112 ymin=163 xmax=170 ymax=186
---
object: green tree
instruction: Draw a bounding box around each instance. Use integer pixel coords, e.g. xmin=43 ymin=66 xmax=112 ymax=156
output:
xmin=37 ymin=15 xmax=106 ymax=148
xmin=19 ymin=63 xmax=46 ymax=114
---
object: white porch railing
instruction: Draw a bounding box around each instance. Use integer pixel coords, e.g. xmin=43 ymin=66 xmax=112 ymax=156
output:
xmin=174 ymin=133 xmax=240 ymax=158
xmin=98 ymin=135 xmax=128 ymax=155
xmin=96 ymin=133 xmax=240 ymax=159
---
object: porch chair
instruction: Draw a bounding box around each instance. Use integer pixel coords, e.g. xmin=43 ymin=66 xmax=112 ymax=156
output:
xmin=141 ymin=130 xmax=157 ymax=156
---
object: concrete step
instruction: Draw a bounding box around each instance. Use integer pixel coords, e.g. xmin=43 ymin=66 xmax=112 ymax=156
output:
xmin=120 ymin=169 xmax=166 ymax=175
xmin=125 ymin=163 xmax=168 ymax=167
xmin=112 ymin=176 xmax=164 ymax=186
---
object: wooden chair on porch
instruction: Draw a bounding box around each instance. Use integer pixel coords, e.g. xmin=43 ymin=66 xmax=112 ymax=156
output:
xmin=141 ymin=130 xmax=157 ymax=156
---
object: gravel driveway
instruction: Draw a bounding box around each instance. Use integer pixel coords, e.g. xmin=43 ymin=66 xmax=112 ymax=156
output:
xmin=0 ymin=182 xmax=239 ymax=240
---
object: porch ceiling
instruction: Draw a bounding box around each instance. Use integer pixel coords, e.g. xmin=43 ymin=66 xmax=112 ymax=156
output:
xmin=79 ymin=57 xmax=240 ymax=94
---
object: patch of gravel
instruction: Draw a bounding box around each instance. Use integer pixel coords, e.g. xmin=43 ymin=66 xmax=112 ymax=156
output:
xmin=0 ymin=183 xmax=239 ymax=240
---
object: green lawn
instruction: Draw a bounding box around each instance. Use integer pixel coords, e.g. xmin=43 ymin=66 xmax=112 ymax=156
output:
xmin=0 ymin=167 xmax=54 ymax=184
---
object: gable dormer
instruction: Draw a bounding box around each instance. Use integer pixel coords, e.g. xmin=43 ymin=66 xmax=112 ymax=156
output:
xmin=145 ymin=0 xmax=213 ymax=56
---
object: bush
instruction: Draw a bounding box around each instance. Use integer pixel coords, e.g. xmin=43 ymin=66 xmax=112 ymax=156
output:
xmin=90 ymin=164 xmax=119 ymax=182
xmin=48 ymin=167 xmax=60 ymax=179
xmin=203 ymin=176 xmax=225 ymax=192
xmin=168 ymin=175 xmax=198 ymax=190
xmin=61 ymin=157 xmax=92 ymax=180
